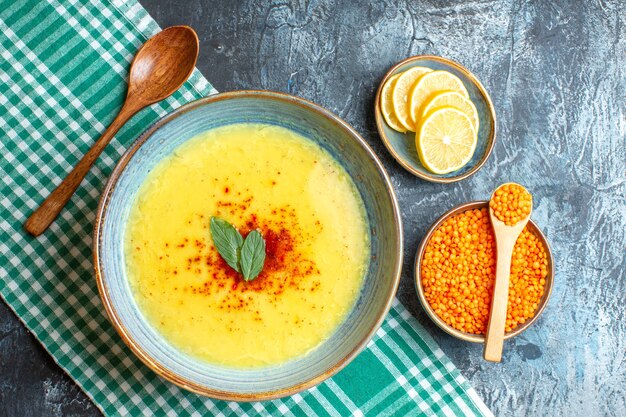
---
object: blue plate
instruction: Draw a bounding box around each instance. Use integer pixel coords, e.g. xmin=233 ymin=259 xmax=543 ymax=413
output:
xmin=374 ymin=55 xmax=496 ymax=183
xmin=93 ymin=90 xmax=403 ymax=401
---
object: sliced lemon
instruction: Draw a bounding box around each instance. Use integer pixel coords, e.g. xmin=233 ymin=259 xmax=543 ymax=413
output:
xmin=409 ymin=71 xmax=469 ymax=126
xmin=380 ymin=74 xmax=406 ymax=132
xmin=391 ymin=66 xmax=432 ymax=131
xmin=421 ymin=91 xmax=479 ymax=132
xmin=417 ymin=107 xmax=477 ymax=174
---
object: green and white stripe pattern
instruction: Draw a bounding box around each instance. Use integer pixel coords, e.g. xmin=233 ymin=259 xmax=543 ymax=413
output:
xmin=0 ymin=0 xmax=492 ymax=415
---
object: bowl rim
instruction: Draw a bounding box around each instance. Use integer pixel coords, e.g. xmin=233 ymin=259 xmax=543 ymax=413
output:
xmin=414 ymin=200 xmax=554 ymax=343
xmin=93 ymin=89 xmax=404 ymax=401
xmin=374 ymin=55 xmax=497 ymax=183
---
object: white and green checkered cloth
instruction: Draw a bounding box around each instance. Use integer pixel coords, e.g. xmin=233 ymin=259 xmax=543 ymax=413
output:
xmin=0 ymin=0 xmax=492 ymax=415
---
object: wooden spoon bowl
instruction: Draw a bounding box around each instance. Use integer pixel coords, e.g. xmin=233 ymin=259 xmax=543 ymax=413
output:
xmin=128 ymin=27 xmax=199 ymax=105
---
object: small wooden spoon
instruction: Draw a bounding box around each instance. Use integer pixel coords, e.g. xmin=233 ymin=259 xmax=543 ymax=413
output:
xmin=24 ymin=26 xmax=199 ymax=236
xmin=484 ymin=183 xmax=532 ymax=362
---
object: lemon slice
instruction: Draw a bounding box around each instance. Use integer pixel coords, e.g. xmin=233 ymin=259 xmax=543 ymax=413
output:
xmin=417 ymin=107 xmax=477 ymax=174
xmin=380 ymin=74 xmax=406 ymax=132
xmin=409 ymin=71 xmax=469 ymax=126
xmin=391 ymin=66 xmax=432 ymax=131
xmin=421 ymin=91 xmax=479 ymax=132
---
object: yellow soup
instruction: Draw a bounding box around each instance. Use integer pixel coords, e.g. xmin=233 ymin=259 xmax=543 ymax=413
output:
xmin=125 ymin=123 xmax=369 ymax=368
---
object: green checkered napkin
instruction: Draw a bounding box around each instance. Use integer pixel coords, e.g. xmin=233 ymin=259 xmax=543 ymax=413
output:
xmin=0 ymin=0 xmax=492 ymax=415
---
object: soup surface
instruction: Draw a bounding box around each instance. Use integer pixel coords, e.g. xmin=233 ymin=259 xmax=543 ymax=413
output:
xmin=125 ymin=123 xmax=369 ymax=368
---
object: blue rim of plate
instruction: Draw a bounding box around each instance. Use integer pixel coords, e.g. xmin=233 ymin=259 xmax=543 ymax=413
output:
xmin=374 ymin=55 xmax=497 ymax=183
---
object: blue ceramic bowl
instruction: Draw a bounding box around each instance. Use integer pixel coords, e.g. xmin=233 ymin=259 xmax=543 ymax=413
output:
xmin=374 ymin=55 xmax=496 ymax=183
xmin=93 ymin=90 xmax=403 ymax=401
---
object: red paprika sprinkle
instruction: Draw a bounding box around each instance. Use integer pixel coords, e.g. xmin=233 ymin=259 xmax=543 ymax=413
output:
xmin=180 ymin=200 xmax=324 ymax=313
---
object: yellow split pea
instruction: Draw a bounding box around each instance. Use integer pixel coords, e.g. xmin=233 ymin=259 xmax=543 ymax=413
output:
xmin=490 ymin=183 xmax=532 ymax=226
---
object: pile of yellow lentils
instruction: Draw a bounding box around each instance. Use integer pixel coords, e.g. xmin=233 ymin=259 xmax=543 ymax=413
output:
xmin=489 ymin=183 xmax=532 ymax=226
xmin=421 ymin=188 xmax=548 ymax=335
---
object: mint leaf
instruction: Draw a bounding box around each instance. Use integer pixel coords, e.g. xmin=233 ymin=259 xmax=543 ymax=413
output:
xmin=240 ymin=230 xmax=266 ymax=281
xmin=210 ymin=217 xmax=243 ymax=272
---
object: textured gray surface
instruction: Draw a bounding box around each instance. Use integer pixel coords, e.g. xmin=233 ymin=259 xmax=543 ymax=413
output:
xmin=1 ymin=1 xmax=625 ymax=416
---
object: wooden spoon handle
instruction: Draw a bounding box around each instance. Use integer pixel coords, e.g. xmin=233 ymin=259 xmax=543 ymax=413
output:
xmin=24 ymin=103 xmax=140 ymax=236
xmin=483 ymin=239 xmax=515 ymax=362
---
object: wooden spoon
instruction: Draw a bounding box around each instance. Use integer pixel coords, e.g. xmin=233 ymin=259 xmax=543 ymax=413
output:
xmin=24 ymin=26 xmax=199 ymax=236
xmin=483 ymin=183 xmax=533 ymax=362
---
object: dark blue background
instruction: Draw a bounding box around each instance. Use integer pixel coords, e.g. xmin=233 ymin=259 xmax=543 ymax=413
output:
xmin=1 ymin=1 xmax=624 ymax=416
